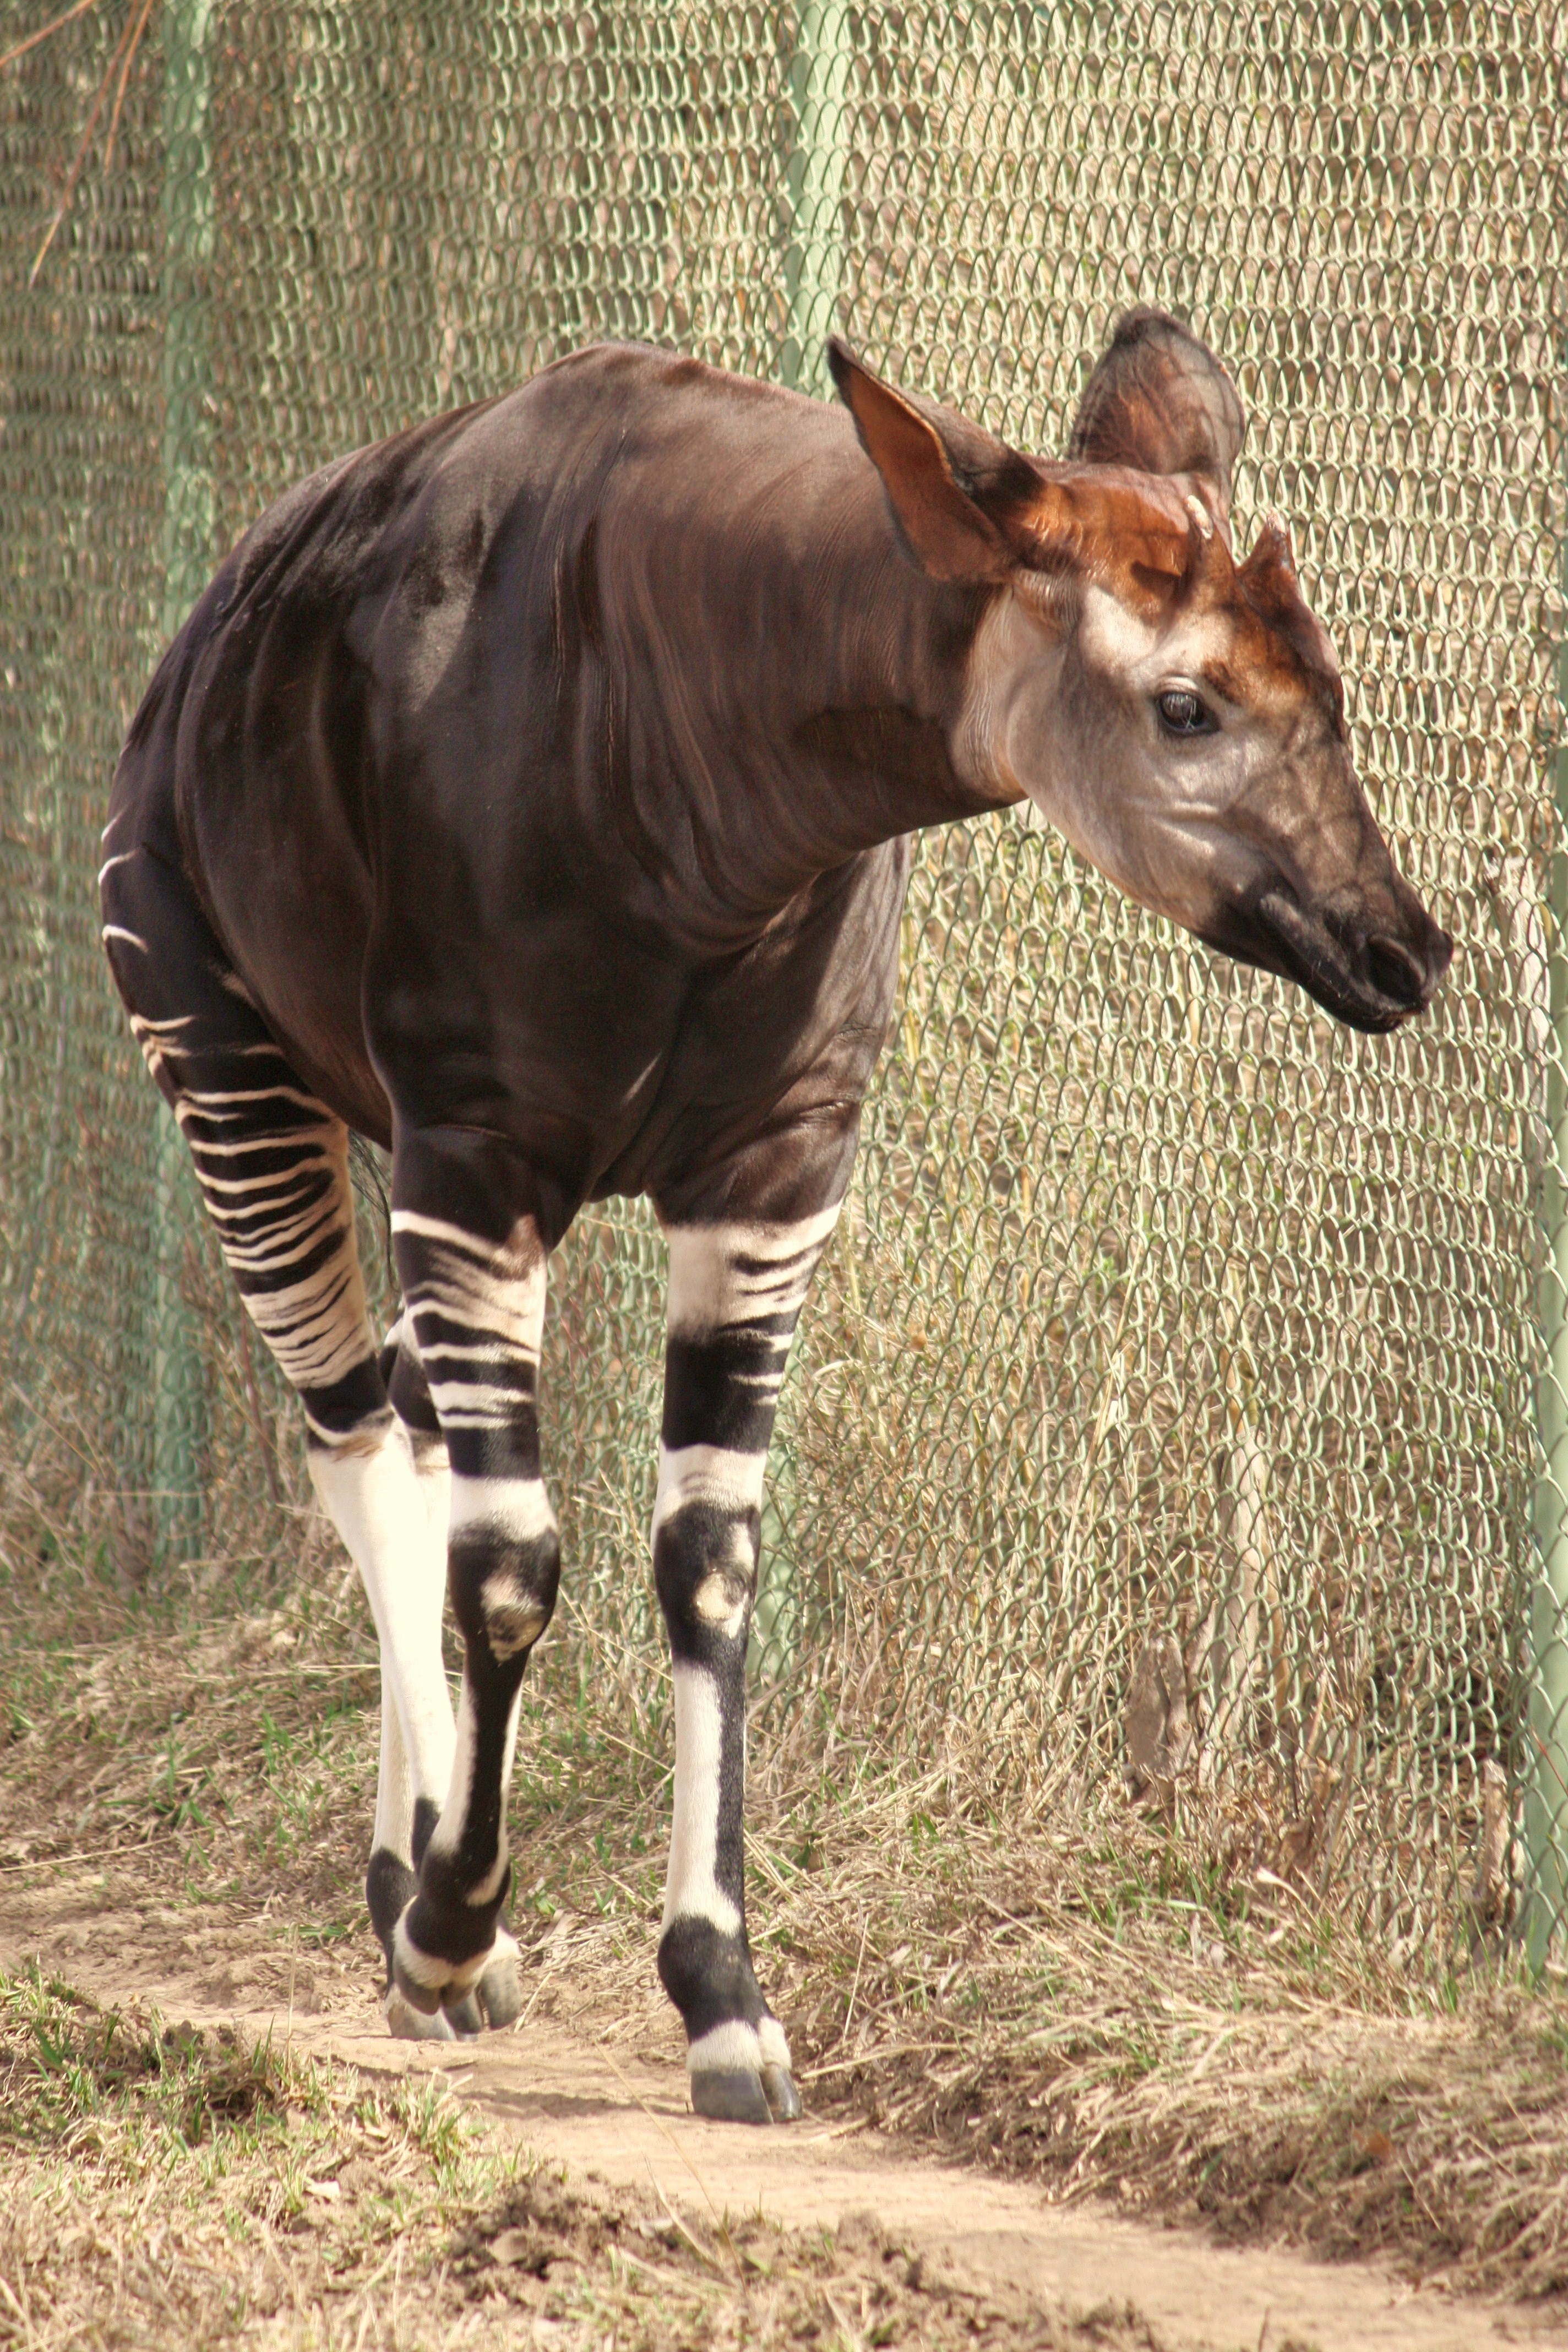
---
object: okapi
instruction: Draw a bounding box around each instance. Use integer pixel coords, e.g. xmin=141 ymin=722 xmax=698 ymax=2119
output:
xmin=102 ymin=312 xmax=1450 ymax=2124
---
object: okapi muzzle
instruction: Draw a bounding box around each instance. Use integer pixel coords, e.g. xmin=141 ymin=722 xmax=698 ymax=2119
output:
xmin=1195 ymin=729 xmax=1453 ymax=1037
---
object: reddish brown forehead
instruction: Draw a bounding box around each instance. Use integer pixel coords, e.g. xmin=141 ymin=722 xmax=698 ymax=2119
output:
xmin=1013 ymin=464 xmax=1194 ymax=605
xmin=1014 ymin=460 xmax=1345 ymax=721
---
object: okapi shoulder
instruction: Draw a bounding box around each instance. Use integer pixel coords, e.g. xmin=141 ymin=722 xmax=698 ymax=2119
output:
xmin=184 ymin=346 xmax=851 ymax=682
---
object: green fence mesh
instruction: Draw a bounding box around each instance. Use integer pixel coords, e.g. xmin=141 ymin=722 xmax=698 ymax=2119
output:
xmin=1 ymin=2 xmax=1564 ymax=1961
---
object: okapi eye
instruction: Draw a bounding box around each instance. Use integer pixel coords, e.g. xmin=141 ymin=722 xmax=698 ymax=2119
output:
xmin=1156 ymin=689 xmax=1215 ymax=737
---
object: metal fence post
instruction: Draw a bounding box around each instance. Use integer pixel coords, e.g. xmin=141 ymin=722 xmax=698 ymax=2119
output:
xmin=754 ymin=2 xmax=852 ymax=1675
xmin=1527 ymin=409 xmax=1568 ymax=1966
xmin=1527 ymin=362 xmax=1568 ymax=1968
xmin=151 ymin=0 xmax=216 ymax=1561
xmin=1530 ymin=1170 xmax=1568 ymax=1970
xmin=779 ymin=1 xmax=850 ymax=398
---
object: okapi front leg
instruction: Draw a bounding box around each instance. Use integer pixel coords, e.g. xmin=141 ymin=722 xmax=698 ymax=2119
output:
xmin=388 ymin=1135 xmax=560 ymax=2029
xmin=655 ymin=1206 xmax=840 ymax=2124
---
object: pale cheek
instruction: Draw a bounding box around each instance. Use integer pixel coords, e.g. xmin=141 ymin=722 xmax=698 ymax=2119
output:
xmin=1021 ymin=757 xmax=1124 ymax=874
xmin=1002 ymin=676 xmax=1137 ymax=870
xmin=960 ymin=591 xmax=1254 ymax=936
xmin=1009 ymin=706 xmax=1244 ymax=935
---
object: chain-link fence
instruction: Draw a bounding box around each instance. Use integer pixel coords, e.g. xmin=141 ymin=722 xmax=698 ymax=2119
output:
xmin=1 ymin=2 xmax=1564 ymax=1962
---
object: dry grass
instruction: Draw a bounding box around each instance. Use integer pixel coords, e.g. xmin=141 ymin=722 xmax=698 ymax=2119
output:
xmin=502 ymin=1731 xmax=1568 ymax=2305
xmin=0 ymin=1965 xmax=1162 ymax=2350
xmin=746 ymin=1775 xmax=1568 ymax=2302
xmin=0 ymin=1962 xmax=513 ymax=2348
xmin=3 ymin=1466 xmax=1568 ymax=2320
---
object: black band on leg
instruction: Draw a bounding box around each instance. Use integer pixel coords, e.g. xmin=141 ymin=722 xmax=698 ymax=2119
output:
xmin=657 ymin=1916 xmax=768 ymax=2041
xmin=386 ymin=1336 xmax=444 ymax=1442
xmin=367 ymin=1849 xmax=417 ymax=1978
xmin=301 ymin=1357 xmax=391 ymax=1450
xmin=662 ymin=1329 xmax=789 ymax=1455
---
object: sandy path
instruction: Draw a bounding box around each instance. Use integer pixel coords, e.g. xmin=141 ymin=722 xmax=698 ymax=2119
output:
xmin=2 ymin=1882 xmax=1559 ymax=2352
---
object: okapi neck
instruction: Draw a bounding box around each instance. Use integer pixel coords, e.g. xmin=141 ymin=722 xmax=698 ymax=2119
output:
xmin=605 ymin=564 xmax=1015 ymax=943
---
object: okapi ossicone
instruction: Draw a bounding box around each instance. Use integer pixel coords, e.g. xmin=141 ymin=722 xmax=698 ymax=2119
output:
xmin=102 ymin=312 xmax=1450 ymax=2123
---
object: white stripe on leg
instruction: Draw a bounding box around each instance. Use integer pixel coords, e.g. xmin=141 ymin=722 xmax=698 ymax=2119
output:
xmin=373 ymin=1661 xmax=413 ymax=1861
xmin=309 ymin=1419 xmax=455 ymax=1813
xmin=664 ymin=1203 xmax=843 ymax=1337
xmin=686 ymin=2016 xmax=792 ymax=2075
xmin=663 ymin=1661 xmax=741 ymax=1939
xmin=422 ymin=1673 xmax=526 ymax=1905
xmin=653 ymin=1441 xmax=769 ymax=1532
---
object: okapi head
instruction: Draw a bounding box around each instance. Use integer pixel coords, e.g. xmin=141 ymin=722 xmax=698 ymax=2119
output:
xmin=829 ymin=312 xmax=1452 ymax=1034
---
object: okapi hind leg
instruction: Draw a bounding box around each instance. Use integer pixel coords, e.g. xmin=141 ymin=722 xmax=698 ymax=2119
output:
xmin=655 ymin=1196 xmax=843 ymax=2125
xmin=381 ymin=1128 xmax=562 ymax=2026
xmin=100 ymin=842 xmax=488 ymax=2037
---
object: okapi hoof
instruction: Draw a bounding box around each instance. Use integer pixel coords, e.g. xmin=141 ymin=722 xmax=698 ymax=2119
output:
xmin=761 ymin=2063 xmax=802 ymax=2122
xmin=390 ymin=1908 xmax=520 ymax=2035
xmin=385 ymin=1984 xmax=456 ymax=2041
xmin=391 ymin=1941 xmax=461 ymax=2021
xmin=476 ymin=1950 xmax=523 ymax=2030
xmin=690 ymin=2067 xmax=776 ymax=2125
xmin=442 ymin=1989 xmax=485 ymax=2037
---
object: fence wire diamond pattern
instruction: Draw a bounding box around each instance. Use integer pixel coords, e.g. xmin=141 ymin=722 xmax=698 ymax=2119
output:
xmin=1 ymin=1 xmax=1564 ymax=1959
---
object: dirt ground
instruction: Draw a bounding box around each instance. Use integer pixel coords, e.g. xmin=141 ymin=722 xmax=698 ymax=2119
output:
xmin=3 ymin=1871 xmax=1562 ymax=2352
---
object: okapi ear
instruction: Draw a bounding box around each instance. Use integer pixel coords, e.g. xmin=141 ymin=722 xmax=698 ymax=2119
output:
xmin=1067 ymin=308 xmax=1246 ymax=517
xmin=827 ymin=338 xmax=1038 ymax=584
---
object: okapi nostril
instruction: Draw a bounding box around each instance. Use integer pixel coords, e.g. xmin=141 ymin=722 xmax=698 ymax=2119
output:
xmin=1364 ymin=935 xmax=1428 ymax=1009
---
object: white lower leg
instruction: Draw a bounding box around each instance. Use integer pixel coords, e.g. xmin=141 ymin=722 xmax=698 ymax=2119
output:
xmin=393 ymin=1673 xmax=525 ymax=2000
xmin=309 ymin=1419 xmax=455 ymax=1809
xmin=662 ymin=1663 xmax=789 ymax=2082
xmin=663 ymin=1661 xmax=741 ymax=1940
xmin=372 ymin=1688 xmax=453 ymax=2040
xmin=658 ymin=1439 xmax=765 ymax=1967
xmin=373 ymin=1663 xmax=413 ymax=1859
xmin=416 ymin=1446 xmax=451 ymax=1565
